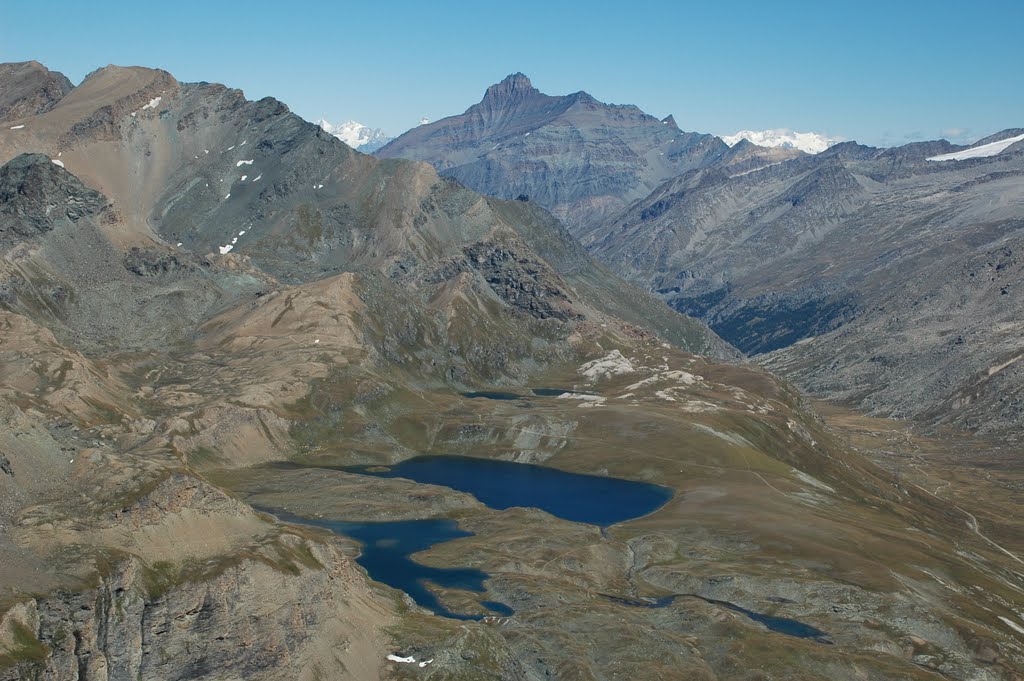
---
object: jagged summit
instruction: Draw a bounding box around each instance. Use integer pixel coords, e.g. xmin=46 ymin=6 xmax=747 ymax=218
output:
xmin=481 ymin=72 xmax=539 ymax=103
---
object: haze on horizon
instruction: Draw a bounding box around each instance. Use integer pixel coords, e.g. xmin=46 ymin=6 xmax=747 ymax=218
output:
xmin=1 ymin=0 xmax=1021 ymax=147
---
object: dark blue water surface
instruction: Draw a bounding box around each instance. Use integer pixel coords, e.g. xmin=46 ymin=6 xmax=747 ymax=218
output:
xmin=259 ymin=508 xmax=511 ymax=621
xmin=600 ymin=593 xmax=831 ymax=642
xmin=345 ymin=455 xmax=673 ymax=527
xmin=461 ymin=391 xmax=522 ymax=400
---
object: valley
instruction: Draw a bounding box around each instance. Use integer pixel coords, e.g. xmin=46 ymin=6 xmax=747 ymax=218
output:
xmin=0 ymin=57 xmax=1021 ymax=681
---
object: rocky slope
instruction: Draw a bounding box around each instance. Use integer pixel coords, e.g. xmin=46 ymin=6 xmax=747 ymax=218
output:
xmin=0 ymin=62 xmax=73 ymax=123
xmin=377 ymin=73 xmax=730 ymax=233
xmin=0 ymin=62 xmax=1022 ymax=680
xmin=583 ymin=132 xmax=1024 ymax=435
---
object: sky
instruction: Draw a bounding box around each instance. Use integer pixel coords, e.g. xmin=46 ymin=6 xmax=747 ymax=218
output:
xmin=1 ymin=0 xmax=1021 ymax=147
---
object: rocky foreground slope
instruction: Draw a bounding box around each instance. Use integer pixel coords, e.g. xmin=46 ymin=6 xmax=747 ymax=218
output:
xmin=0 ymin=61 xmax=1022 ymax=680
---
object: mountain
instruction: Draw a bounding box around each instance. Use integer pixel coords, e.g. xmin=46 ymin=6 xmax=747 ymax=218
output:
xmin=1 ymin=62 xmax=1023 ymax=681
xmin=722 ymin=128 xmax=844 ymax=154
xmin=316 ymin=118 xmax=392 ymax=152
xmin=926 ymin=130 xmax=1024 ymax=161
xmin=377 ymin=73 xmax=729 ymax=232
xmin=0 ymin=61 xmax=73 ymax=122
xmin=585 ymin=129 xmax=1024 ymax=435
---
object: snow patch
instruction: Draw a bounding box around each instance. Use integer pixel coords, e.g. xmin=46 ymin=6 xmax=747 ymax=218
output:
xmin=792 ymin=469 xmax=836 ymax=494
xmin=579 ymin=350 xmax=635 ymax=381
xmin=236 ymin=159 xmax=253 ymax=166
xmin=141 ymin=96 xmax=162 ymax=111
xmin=692 ymin=423 xmax=751 ymax=447
xmin=680 ymin=400 xmax=720 ymax=413
xmin=218 ymin=244 xmax=234 ymax=255
xmin=224 ymin=193 xmax=230 ymax=199
xmin=252 ymin=174 xmax=262 ymax=182
xmin=387 ymin=654 xmax=416 ymax=664
xmin=999 ymin=616 xmax=1024 ymax=636
xmin=9 ymin=125 xmax=25 ymax=130
xmin=927 ymin=133 xmax=1024 ymax=162
xmin=51 ymin=159 xmax=64 ymax=168
xmin=558 ymin=393 xmax=607 ymax=408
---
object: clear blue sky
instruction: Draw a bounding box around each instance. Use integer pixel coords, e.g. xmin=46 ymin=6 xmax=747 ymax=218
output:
xmin=2 ymin=0 xmax=1021 ymax=146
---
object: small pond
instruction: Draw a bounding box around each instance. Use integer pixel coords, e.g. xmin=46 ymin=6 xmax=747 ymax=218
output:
xmin=601 ymin=593 xmax=831 ymax=642
xmin=461 ymin=391 xmax=522 ymax=400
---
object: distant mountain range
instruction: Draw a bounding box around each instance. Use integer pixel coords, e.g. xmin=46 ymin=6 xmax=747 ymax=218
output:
xmin=721 ymin=129 xmax=843 ymax=154
xmin=584 ymin=129 xmax=1024 ymax=434
xmin=377 ymin=73 xmax=731 ymax=232
xmin=316 ymin=118 xmax=392 ymax=152
xmin=377 ymin=72 xmax=1024 ymax=435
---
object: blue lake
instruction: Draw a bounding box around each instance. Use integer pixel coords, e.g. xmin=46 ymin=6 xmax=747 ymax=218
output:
xmin=601 ymin=593 xmax=831 ymax=642
xmin=259 ymin=456 xmax=671 ymax=620
xmin=461 ymin=391 xmax=522 ymax=400
xmin=260 ymin=458 xmax=825 ymax=639
xmin=259 ymin=508 xmax=508 ymax=621
xmin=345 ymin=455 xmax=673 ymax=527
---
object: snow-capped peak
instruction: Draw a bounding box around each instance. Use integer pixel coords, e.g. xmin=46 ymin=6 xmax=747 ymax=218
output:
xmin=721 ymin=129 xmax=843 ymax=155
xmin=317 ymin=119 xmax=392 ymax=152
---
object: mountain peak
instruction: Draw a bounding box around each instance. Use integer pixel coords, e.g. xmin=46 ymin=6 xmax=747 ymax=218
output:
xmin=481 ymin=72 xmax=538 ymax=105
xmin=317 ymin=118 xmax=392 ymax=152
xmin=722 ymin=129 xmax=843 ymax=154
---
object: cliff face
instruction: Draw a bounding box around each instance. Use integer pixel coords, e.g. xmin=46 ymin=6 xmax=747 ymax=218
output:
xmin=0 ymin=540 xmax=390 ymax=681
